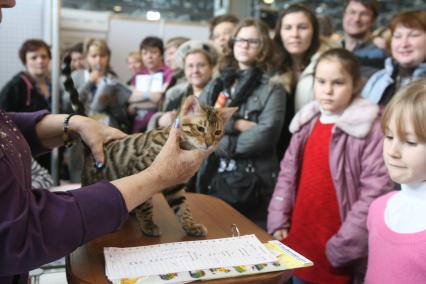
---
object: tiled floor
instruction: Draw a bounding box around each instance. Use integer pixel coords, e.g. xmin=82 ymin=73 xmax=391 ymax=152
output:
xmin=30 ymin=269 xmax=67 ymax=284
xmin=30 ymin=258 xmax=67 ymax=284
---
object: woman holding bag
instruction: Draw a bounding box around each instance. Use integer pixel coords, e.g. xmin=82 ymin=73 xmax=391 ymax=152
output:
xmin=197 ymin=18 xmax=286 ymax=229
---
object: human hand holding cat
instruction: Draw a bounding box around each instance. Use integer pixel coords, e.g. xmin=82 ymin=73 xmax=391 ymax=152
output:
xmin=35 ymin=114 xmax=126 ymax=156
xmin=70 ymin=116 xmax=127 ymax=166
xmin=111 ymin=123 xmax=213 ymax=212
xmin=149 ymin=125 xmax=211 ymax=189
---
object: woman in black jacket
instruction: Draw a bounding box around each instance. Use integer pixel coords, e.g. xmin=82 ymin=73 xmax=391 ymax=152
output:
xmin=197 ymin=19 xmax=287 ymax=229
xmin=0 ymin=39 xmax=52 ymax=171
xmin=0 ymin=39 xmax=52 ymax=113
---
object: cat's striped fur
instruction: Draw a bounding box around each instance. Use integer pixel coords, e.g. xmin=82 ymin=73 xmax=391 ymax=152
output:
xmin=81 ymin=96 xmax=236 ymax=236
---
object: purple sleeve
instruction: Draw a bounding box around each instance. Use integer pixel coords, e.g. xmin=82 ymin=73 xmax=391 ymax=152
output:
xmin=326 ymin=122 xmax=394 ymax=267
xmin=0 ymin=174 xmax=128 ymax=274
xmin=8 ymin=110 xmax=49 ymax=156
xmin=267 ymin=128 xmax=306 ymax=234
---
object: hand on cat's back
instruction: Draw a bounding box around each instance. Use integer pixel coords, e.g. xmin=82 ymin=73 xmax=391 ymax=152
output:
xmin=150 ymin=126 xmax=212 ymax=188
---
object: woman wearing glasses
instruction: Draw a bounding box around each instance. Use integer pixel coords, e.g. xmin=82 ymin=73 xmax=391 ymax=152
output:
xmin=196 ymin=18 xmax=286 ymax=229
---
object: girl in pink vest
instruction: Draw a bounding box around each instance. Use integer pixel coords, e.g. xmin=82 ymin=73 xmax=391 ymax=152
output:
xmin=366 ymin=79 xmax=426 ymax=283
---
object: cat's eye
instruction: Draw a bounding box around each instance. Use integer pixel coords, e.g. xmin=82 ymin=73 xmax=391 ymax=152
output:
xmin=214 ymin=130 xmax=222 ymax=136
xmin=197 ymin=126 xmax=205 ymax=132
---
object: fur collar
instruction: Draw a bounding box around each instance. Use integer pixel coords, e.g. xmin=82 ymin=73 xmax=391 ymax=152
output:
xmin=269 ymin=72 xmax=292 ymax=93
xmin=289 ymin=96 xmax=379 ymax=138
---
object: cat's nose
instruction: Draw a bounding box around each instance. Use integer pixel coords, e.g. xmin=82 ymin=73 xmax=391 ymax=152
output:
xmin=200 ymin=144 xmax=209 ymax=151
xmin=204 ymin=139 xmax=213 ymax=149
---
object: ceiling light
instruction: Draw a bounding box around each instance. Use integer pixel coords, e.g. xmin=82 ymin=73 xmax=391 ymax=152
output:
xmin=113 ymin=5 xmax=122 ymax=13
xmin=146 ymin=10 xmax=161 ymax=21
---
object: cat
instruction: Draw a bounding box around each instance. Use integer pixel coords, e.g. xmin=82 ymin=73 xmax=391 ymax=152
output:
xmin=61 ymin=55 xmax=236 ymax=236
xmin=80 ymin=95 xmax=236 ymax=236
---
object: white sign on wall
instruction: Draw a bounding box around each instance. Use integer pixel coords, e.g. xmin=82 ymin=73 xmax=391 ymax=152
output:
xmin=61 ymin=8 xmax=110 ymax=32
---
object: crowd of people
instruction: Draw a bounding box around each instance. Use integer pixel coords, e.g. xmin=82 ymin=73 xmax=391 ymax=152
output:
xmin=1 ymin=0 xmax=426 ymax=283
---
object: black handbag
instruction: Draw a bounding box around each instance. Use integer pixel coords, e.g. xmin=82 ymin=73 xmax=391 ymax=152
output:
xmin=208 ymin=160 xmax=260 ymax=213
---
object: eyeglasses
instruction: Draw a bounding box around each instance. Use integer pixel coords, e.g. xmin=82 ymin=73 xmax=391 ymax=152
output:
xmin=232 ymin=37 xmax=261 ymax=48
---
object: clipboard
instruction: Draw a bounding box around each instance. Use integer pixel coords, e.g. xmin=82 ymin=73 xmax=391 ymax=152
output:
xmin=105 ymin=224 xmax=313 ymax=284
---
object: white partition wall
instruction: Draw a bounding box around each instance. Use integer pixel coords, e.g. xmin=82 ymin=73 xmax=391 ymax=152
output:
xmin=107 ymin=16 xmax=209 ymax=82
xmin=60 ymin=8 xmax=110 ymax=48
xmin=0 ymin=0 xmax=50 ymax=89
xmin=59 ymin=10 xmax=209 ymax=83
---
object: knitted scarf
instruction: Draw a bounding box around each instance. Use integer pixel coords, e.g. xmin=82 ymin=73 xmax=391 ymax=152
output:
xmin=207 ymin=66 xmax=263 ymax=107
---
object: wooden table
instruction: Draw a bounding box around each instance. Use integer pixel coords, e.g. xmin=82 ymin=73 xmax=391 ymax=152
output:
xmin=66 ymin=193 xmax=292 ymax=283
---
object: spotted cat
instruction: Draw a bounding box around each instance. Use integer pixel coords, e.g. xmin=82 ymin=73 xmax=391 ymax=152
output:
xmin=81 ymin=95 xmax=236 ymax=236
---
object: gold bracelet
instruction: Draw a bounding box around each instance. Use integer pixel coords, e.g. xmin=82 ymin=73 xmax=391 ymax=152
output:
xmin=63 ymin=113 xmax=77 ymax=147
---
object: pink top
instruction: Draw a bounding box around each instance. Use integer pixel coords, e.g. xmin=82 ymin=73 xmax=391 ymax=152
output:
xmin=366 ymin=192 xmax=426 ymax=283
xmin=130 ymin=65 xmax=173 ymax=88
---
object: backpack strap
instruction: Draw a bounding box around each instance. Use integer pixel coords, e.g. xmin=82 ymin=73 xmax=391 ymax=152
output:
xmin=19 ymin=73 xmax=34 ymax=106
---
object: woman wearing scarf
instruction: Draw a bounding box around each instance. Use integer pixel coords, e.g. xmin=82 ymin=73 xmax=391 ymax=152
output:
xmin=197 ymin=18 xmax=286 ymax=229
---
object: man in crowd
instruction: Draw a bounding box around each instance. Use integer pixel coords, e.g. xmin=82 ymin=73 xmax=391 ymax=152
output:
xmin=340 ymin=0 xmax=387 ymax=78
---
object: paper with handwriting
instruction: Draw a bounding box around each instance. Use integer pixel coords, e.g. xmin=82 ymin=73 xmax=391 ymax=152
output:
xmin=104 ymin=234 xmax=277 ymax=280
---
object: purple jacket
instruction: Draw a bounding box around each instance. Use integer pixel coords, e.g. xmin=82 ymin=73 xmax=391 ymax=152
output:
xmin=0 ymin=110 xmax=128 ymax=284
xmin=267 ymin=97 xmax=393 ymax=274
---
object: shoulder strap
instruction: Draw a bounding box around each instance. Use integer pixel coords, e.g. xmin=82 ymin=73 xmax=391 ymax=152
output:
xmin=19 ymin=73 xmax=34 ymax=106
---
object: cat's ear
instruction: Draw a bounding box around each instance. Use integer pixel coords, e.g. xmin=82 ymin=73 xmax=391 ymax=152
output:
xmin=217 ymin=107 xmax=238 ymax=123
xmin=181 ymin=95 xmax=202 ymax=115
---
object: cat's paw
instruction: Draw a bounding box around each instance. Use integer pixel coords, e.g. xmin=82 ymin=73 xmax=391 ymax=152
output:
xmin=184 ymin=223 xmax=208 ymax=237
xmin=140 ymin=223 xmax=161 ymax=237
